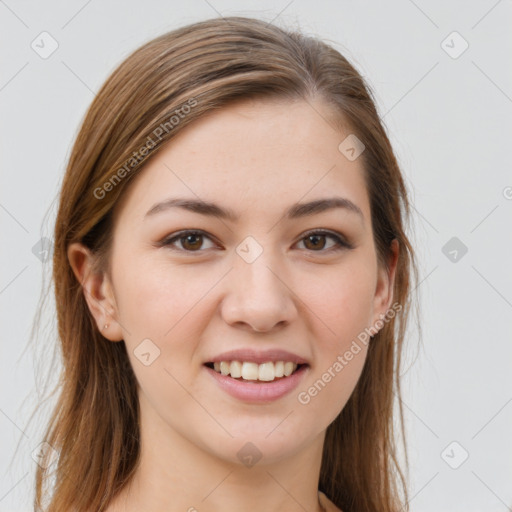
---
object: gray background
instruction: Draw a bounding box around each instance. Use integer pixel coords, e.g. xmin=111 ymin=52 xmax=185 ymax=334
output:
xmin=1 ymin=1 xmax=511 ymax=510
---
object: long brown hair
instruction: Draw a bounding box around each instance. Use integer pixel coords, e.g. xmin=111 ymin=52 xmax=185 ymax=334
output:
xmin=31 ymin=16 xmax=420 ymax=512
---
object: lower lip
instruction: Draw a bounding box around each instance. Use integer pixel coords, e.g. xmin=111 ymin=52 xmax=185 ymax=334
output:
xmin=205 ymin=365 xmax=308 ymax=403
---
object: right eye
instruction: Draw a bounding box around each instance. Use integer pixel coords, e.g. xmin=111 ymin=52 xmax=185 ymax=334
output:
xmin=160 ymin=230 xmax=218 ymax=253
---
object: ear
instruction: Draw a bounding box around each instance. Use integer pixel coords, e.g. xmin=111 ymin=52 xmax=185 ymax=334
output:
xmin=67 ymin=242 xmax=124 ymax=342
xmin=371 ymin=238 xmax=399 ymax=328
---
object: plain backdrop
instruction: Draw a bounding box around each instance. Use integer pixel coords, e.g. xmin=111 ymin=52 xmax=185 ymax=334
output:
xmin=1 ymin=1 xmax=511 ymax=511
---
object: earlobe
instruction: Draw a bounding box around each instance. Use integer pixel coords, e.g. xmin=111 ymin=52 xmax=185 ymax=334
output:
xmin=67 ymin=243 xmax=124 ymax=342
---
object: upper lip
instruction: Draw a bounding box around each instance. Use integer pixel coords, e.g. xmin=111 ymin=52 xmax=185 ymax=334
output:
xmin=206 ymin=349 xmax=309 ymax=365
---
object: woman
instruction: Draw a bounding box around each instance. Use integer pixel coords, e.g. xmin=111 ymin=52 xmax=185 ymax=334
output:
xmin=34 ymin=16 xmax=419 ymax=512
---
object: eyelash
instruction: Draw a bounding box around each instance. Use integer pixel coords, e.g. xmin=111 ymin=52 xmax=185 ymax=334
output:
xmin=159 ymin=229 xmax=353 ymax=254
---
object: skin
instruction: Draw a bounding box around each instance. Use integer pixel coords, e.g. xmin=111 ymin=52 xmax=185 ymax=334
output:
xmin=68 ymin=96 xmax=398 ymax=512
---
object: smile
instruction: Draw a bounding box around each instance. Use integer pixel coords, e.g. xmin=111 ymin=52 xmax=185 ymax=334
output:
xmin=206 ymin=360 xmax=303 ymax=382
xmin=204 ymin=361 xmax=309 ymax=402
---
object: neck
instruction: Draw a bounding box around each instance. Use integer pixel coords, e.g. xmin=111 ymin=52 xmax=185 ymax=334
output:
xmin=110 ymin=396 xmax=327 ymax=512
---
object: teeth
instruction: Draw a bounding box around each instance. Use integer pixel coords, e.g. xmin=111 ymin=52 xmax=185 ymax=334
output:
xmin=283 ymin=362 xmax=294 ymax=377
xmin=220 ymin=361 xmax=230 ymax=376
xmin=230 ymin=360 xmax=242 ymax=378
xmin=241 ymin=362 xmax=259 ymax=380
xmin=258 ymin=362 xmax=274 ymax=381
xmin=211 ymin=360 xmax=299 ymax=381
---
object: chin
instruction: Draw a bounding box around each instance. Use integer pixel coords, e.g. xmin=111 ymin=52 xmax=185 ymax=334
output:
xmin=201 ymin=422 xmax=318 ymax=468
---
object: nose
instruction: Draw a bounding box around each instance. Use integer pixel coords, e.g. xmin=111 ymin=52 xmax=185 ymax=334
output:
xmin=220 ymin=253 xmax=298 ymax=333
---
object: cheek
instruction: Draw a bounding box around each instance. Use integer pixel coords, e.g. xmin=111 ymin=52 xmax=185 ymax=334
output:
xmin=304 ymin=257 xmax=376 ymax=345
xmin=113 ymin=256 xmax=228 ymax=407
xmin=115 ymin=258 xmax=214 ymax=422
xmin=296 ymin=343 xmax=368 ymax=433
xmin=294 ymin=259 xmax=374 ymax=423
xmin=113 ymin=256 xmax=213 ymax=340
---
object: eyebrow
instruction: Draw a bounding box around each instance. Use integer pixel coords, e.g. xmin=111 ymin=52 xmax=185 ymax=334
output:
xmin=144 ymin=196 xmax=364 ymax=222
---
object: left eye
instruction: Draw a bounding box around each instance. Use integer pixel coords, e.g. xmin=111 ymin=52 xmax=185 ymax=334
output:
xmin=296 ymin=230 xmax=351 ymax=251
xmin=160 ymin=230 xmax=351 ymax=253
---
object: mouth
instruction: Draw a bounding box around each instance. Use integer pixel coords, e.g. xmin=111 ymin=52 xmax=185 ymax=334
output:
xmin=204 ymin=361 xmax=308 ymax=383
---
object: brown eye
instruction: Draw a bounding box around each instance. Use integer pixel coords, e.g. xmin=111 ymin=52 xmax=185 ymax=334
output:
xmin=303 ymin=233 xmax=327 ymax=250
xmin=162 ymin=230 xmax=216 ymax=252
xmin=180 ymin=233 xmax=203 ymax=251
xmin=297 ymin=230 xmax=352 ymax=253
xmin=160 ymin=229 xmax=352 ymax=255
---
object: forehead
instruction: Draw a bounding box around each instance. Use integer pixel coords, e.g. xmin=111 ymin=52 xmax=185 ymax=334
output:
xmin=113 ymin=97 xmax=370 ymax=227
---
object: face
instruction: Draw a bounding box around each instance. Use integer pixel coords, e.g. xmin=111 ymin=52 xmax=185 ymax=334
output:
xmin=73 ymin=97 xmax=397 ymax=467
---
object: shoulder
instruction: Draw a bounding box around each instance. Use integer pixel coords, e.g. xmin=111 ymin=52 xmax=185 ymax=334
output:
xmin=318 ymin=491 xmax=343 ymax=512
